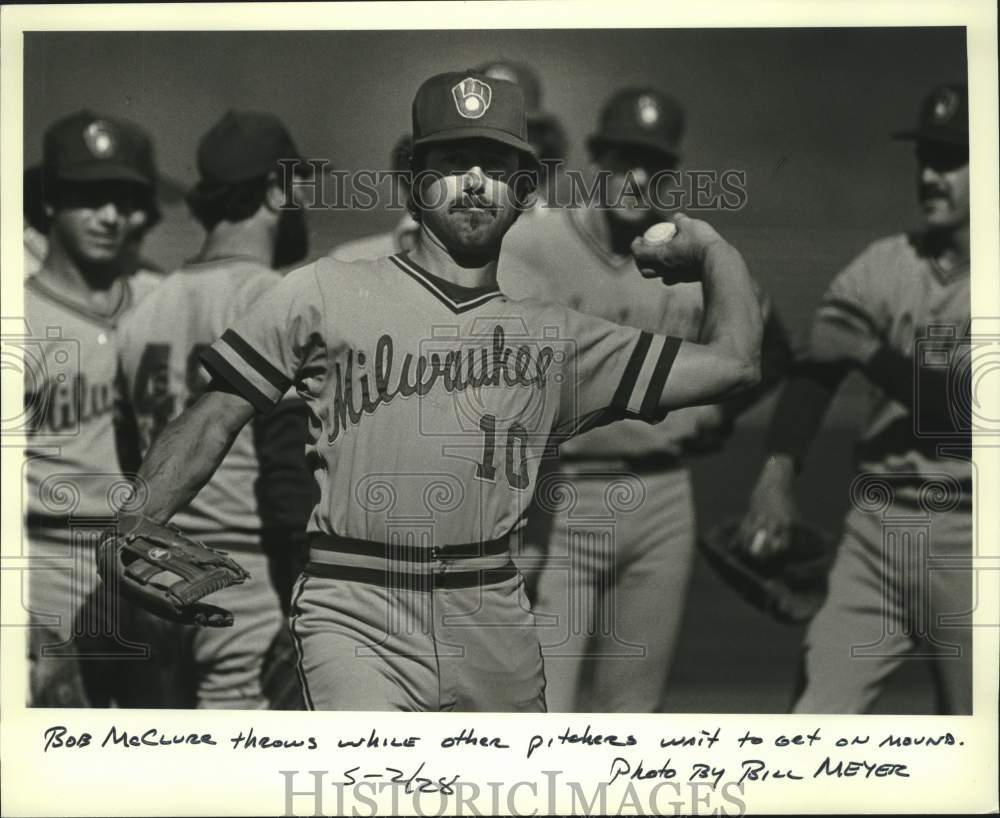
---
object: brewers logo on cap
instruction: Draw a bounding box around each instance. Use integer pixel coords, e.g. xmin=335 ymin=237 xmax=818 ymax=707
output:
xmin=932 ymin=87 xmax=960 ymax=124
xmin=83 ymin=120 xmax=117 ymax=158
xmin=452 ymin=77 xmax=492 ymax=119
xmin=637 ymin=94 xmax=660 ymax=127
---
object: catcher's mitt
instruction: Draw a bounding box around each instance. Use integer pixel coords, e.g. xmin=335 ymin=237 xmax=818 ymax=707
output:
xmin=697 ymin=520 xmax=836 ymax=625
xmin=97 ymin=514 xmax=250 ymax=627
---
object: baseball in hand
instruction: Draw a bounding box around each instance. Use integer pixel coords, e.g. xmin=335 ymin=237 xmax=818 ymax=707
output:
xmin=748 ymin=529 xmax=770 ymax=558
xmin=641 ymin=222 xmax=677 ymax=244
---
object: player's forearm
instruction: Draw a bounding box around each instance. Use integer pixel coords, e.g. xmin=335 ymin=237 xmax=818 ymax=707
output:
xmin=757 ymin=452 xmax=797 ymax=490
xmin=135 ymin=389 xmax=251 ymax=523
xmin=763 ymin=361 xmax=848 ymax=471
xmin=699 ymin=241 xmax=763 ymax=388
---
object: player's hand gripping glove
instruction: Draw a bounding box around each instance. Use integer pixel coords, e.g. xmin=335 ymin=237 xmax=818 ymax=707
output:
xmin=697 ymin=519 xmax=836 ymax=625
xmin=97 ymin=513 xmax=250 ymax=627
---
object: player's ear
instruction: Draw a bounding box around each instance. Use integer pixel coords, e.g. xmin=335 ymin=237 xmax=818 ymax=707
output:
xmin=518 ymin=176 xmax=538 ymax=211
xmin=264 ymin=171 xmax=288 ymax=213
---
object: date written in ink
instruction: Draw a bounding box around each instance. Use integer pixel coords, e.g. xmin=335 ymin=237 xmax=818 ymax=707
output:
xmin=343 ymin=762 xmax=460 ymax=795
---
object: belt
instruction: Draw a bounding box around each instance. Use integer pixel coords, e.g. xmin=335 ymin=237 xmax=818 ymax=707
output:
xmin=559 ymin=453 xmax=682 ymax=474
xmin=308 ymin=532 xmax=510 ymax=562
xmin=305 ymin=532 xmax=517 ymax=589
xmin=304 ymin=559 xmax=519 ymax=589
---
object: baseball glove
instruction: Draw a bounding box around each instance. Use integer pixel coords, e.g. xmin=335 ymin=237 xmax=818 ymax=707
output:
xmin=97 ymin=514 xmax=250 ymax=627
xmin=697 ymin=520 xmax=836 ymax=625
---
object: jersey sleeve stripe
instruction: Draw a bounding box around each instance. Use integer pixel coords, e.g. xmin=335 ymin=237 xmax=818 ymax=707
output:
xmin=639 ymin=335 xmax=682 ymax=419
xmin=210 ymin=338 xmax=286 ymax=402
xmin=817 ymin=297 xmax=879 ymax=336
xmin=200 ymin=346 xmax=276 ymax=413
xmin=610 ymin=331 xmax=653 ymax=412
xmin=626 ymin=334 xmax=667 ymax=415
xmin=220 ymin=329 xmax=293 ymax=393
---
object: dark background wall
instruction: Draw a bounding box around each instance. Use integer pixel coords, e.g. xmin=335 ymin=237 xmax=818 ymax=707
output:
xmin=24 ymin=27 xmax=967 ymax=337
xmin=23 ymin=28 xmax=968 ymax=711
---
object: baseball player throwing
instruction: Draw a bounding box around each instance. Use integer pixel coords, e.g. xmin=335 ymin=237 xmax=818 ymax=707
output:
xmin=115 ymin=71 xmax=762 ymax=711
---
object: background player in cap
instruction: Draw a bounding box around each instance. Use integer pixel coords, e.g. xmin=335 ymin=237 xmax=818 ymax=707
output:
xmin=476 ymin=58 xmax=567 ymax=204
xmin=22 ymin=110 xmax=162 ymax=705
xmin=107 ymin=70 xmax=762 ymax=711
xmin=499 ymin=86 xmax=793 ymax=712
xmin=24 ymin=162 xmax=172 ymax=279
xmin=93 ymin=111 xmax=316 ymax=708
xmin=738 ymin=83 xmax=972 ymax=713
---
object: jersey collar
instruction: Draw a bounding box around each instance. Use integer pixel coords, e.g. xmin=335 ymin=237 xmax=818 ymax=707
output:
xmin=25 ymin=273 xmax=132 ymax=329
xmin=910 ymin=230 xmax=970 ymax=286
xmin=390 ymin=253 xmax=503 ymax=314
xmin=929 ymin=256 xmax=970 ymax=286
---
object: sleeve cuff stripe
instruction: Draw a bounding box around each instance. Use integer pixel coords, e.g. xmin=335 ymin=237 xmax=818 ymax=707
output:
xmin=221 ymin=329 xmax=293 ymax=393
xmin=200 ymin=347 xmax=275 ymax=414
xmin=640 ymin=335 xmax=682 ymax=418
xmin=818 ymin=298 xmax=879 ymax=335
xmin=212 ymin=341 xmax=285 ymax=404
xmin=626 ymin=334 xmax=667 ymax=415
xmin=611 ymin=331 xmax=653 ymax=411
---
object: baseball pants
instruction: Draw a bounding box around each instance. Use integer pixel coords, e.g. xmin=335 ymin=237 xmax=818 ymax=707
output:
xmin=290 ymin=550 xmax=545 ymax=712
xmin=526 ymin=465 xmax=696 ymax=712
xmin=795 ymin=500 xmax=973 ymax=714
xmin=25 ymin=530 xmax=99 ymax=706
xmin=188 ymin=547 xmax=285 ymax=709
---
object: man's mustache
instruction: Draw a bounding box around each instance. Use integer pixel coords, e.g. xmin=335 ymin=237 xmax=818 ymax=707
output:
xmin=920 ymin=184 xmax=949 ymax=198
xmin=451 ymin=195 xmax=497 ymax=210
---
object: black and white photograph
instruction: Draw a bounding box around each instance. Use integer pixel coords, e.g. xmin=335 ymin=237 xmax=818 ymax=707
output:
xmin=2 ymin=2 xmax=998 ymax=816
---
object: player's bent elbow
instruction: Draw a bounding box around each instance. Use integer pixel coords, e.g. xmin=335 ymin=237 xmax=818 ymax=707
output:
xmin=725 ymin=354 xmax=761 ymax=397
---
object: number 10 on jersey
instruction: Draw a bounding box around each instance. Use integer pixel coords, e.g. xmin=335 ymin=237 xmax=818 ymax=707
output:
xmin=476 ymin=413 xmax=529 ymax=490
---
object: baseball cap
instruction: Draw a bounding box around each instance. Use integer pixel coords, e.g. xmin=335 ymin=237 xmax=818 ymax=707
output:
xmin=42 ymin=109 xmax=157 ymax=187
xmin=475 ymin=59 xmax=567 ymax=161
xmin=411 ymin=71 xmax=538 ymax=164
xmin=892 ymin=83 xmax=968 ymax=146
xmin=475 ymin=59 xmax=545 ymax=117
xmin=196 ymin=110 xmax=303 ymax=188
xmin=587 ymin=87 xmax=685 ymax=162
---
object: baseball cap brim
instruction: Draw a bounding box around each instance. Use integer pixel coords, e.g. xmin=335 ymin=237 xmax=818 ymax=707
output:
xmin=891 ymin=128 xmax=968 ymax=146
xmin=54 ymin=162 xmax=154 ymax=186
xmin=587 ymin=132 xmax=680 ymax=163
xmin=412 ymin=127 xmax=539 ymax=166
